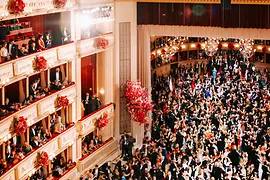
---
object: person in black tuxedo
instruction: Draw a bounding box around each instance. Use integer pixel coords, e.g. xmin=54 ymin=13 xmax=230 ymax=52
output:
xmin=30 ymin=136 xmax=40 ymax=148
xmin=29 ymin=124 xmax=37 ymax=141
xmin=120 ymin=132 xmax=128 ymax=158
xmin=28 ymin=36 xmax=36 ymax=51
xmin=7 ymin=40 xmax=18 ymax=59
xmin=82 ymin=93 xmax=91 ymax=116
xmin=28 ymin=41 xmax=37 ymax=54
xmin=51 ymin=67 xmax=62 ymax=83
xmin=89 ymin=93 xmax=101 ymax=113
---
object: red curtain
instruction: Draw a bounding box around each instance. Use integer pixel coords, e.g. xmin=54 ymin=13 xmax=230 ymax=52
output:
xmin=81 ymin=55 xmax=97 ymax=97
xmin=5 ymin=81 xmax=19 ymax=103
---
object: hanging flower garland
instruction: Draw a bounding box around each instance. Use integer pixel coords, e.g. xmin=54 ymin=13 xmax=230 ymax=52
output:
xmin=35 ymin=56 xmax=47 ymax=70
xmin=39 ymin=151 xmax=49 ymax=167
xmin=125 ymin=80 xmax=152 ymax=124
xmin=15 ymin=116 xmax=28 ymax=135
xmin=95 ymin=37 xmax=109 ymax=49
xmin=57 ymin=96 xmax=69 ymax=108
xmin=95 ymin=113 xmax=109 ymax=129
xmin=54 ymin=0 xmax=67 ymax=8
xmin=8 ymin=0 xmax=25 ymax=14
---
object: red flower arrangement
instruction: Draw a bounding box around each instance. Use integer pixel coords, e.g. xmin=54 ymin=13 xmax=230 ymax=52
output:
xmin=170 ymin=56 xmax=176 ymax=61
xmin=39 ymin=151 xmax=49 ymax=167
xmin=217 ymin=43 xmax=222 ymax=49
xmin=15 ymin=116 xmax=28 ymax=135
xmin=36 ymin=56 xmax=47 ymax=70
xmin=54 ymin=0 xmax=67 ymax=8
xmin=161 ymin=49 xmax=166 ymax=54
xmin=196 ymin=43 xmax=201 ymax=50
xmin=228 ymin=43 xmax=234 ymax=50
xmin=8 ymin=0 xmax=25 ymax=14
xmin=57 ymin=96 xmax=69 ymax=108
xmin=125 ymin=80 xmax=152 ymax=124
xmin=95 ymin=113 xmax=109 ymax=129
xmin=262 ymin=46 xmax=267 ymax=53
xmin=96 ymin=37 xmax=109 ymax=49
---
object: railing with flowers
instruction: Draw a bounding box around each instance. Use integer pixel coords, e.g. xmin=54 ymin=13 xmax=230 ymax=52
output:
xmin=0 ymin=41 xmax=76 ymax=88
xmin=0 ymin=83 xmax=76 ymax=146
xmin=76 ymin=102 xmax=114 ymax=137
xmin=77 ymin=32 xmax=114 ymax=57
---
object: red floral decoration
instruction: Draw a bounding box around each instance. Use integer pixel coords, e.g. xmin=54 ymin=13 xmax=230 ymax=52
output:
xmin=170 ymin=56 xmax=176 ymax=61
xmin=96 ymin=37 xmax=109 ymax=49
xmin=262 ymin=46 xmax=267 ymax=53
xmin=95 ymin=113 xmax=109 ymax=129
xmin=8 ymin=0 xmax=25 ymax=14
xmin=15 ymin=116 xmax=28 ymax=135
xmin=36 ymin=56 xmax=47 ymax=70
xmin=161 ymin=49 xmax=166 ymax=54
xmin=54 ymin=0 xmax=67 ymax=8
xmin=57 ymin=96 xmax=69 ymax=108
xmin=125 ymin=80 xmax=152 ymax=124
xmin=228 ymin=43 xmax=234 ymax=50
xmin=196 ymin=43 xmax=201 ymax=50
xmin=151 ymin=54 xmax=156 ymax=60
xmin=217 ymin=43 xmax=222 ymax=49
xmin=39 ymin=151 xmax=49 ymax=167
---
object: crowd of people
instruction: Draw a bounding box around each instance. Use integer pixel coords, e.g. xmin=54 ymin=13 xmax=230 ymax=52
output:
xmin=81 ymin=134 xmax=103 ymax=158
xmin=0 ymin=112 xmax=70 ymax=176
xmin=84 ymin=51 xmax=269 ymax=180
xmin=0 ymin=66 xmax=71 ymax=119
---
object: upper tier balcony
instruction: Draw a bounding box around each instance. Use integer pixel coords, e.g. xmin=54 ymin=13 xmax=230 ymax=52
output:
xmin=77 ymin=32 xmax=114 ymax=58
xmin=0 ymin=42 xmax=77 ymax=87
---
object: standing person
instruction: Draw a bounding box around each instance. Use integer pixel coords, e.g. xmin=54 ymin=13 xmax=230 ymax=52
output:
xmin=120 ymin=131 xmax=128 ymax=159
xmin=7 ymin=39 xmax=18 ymax=59
xmin=37 ymin=34 xmax=46 ymax=50
xmin=89 ymin=93 xmax=101 ymax=113
xmin=83 ymin=93 xmax=91 ymax=116
xmin=0 ymin=42 xmax=9 ymax=62
xmin=51 ymin=67 xmax=63 ymax=83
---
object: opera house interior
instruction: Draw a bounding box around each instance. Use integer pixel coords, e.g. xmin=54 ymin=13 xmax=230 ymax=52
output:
xmin=0 ymin=0 xmax=269 ymax=179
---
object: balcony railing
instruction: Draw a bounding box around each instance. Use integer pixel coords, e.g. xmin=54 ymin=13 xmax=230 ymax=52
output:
xmin=77 ymin=137 xmax=116 ymax=173
xmin=54 ymin=162 xmax=77 ymax=180
xmin=0 ymin=83 xmax=76 ymax=145
xmin=77 ymin=32 xmax=114 ymax=57
xmin=76 ymin=102 xmax=114 ymax=137
xmin=0 ymin=42 xmax=76 ymax=87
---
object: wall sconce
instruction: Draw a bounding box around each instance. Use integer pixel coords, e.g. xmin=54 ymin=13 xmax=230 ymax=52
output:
xmin=257 ymin=46 xmax=263 ymax=50
xmin=181 ymin=45 xmax=186 ymax=49
xmin=100 ymin=88 xmax=105 ymax=95
xmin=190 ymin=44 xmax=196 ymax=48
xmin=223 ymin=43 xmax=228 ymax=47
xmin=234 ymin=44 xmax=240 ymax=48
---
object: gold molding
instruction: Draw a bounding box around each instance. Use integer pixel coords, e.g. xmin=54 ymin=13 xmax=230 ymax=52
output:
xmin=117 ymin=0 xmax=270 ymax=5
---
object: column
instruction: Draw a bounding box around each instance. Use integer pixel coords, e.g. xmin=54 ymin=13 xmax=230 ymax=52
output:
xmin=96 ymin=48 xmax=114 ymax=104
xmin=115 ymin=1 xmax=143 ymax=148
xmin=1 ymin=87 xmax=5 ymax=105
xmin=76 ymin=138 xmax=82 ymax=160
xmin=26 ymin=77 xmax=29 ymax=98
xmin=75 ymin=56 xmax=82 ymax=121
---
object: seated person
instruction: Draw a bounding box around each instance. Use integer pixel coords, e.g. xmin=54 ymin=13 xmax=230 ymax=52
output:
xmin=19 ymin=44 xmax=28 ymax=56
xmin=46 ymin=173 xmax=54 ymax=180
xmin=30 ymin=136 xmax=40 ymax=148
xmin=28 ymin=41 xmax=37 ymax=54
xmin=66 ymin=159 xmax=74 ymax=169
xmin=0 ymin=108 xmax=8 ymax=118
xmin=2 ymin=98 xmax=17 ymax=111
xmin=82 ymin=143 xmax=89 ymax=156
xmin=59 ymin=157 xmax=67 ymax=170
xmin=22 ymin=142 xmax=32 ymax=154
xmin=0 ymin=159 xmax=7 ymax=175
xmin=44 ymin=128 xmax=52 ymax=140
xmin=98 ymin=135 xmax=103 ymax=144
xmin=23 ymin=95 xmax=33 ymax=105
xmin=43 ymin=85 xmax=51 ymax=94
xmin=53 ymin=165 xmax=63 ymax=177
xmin=88 ymin=140 xmax=96 ymax=152
xmin=50 ymin=80 xmax=63 ymax=90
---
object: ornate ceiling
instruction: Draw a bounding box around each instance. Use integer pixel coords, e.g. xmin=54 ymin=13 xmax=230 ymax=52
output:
xmin=116 ymin=0 xmax=270 ymax=5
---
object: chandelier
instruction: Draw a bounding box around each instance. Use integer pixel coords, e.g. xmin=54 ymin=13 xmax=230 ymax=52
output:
xmin=158 ymin=36 xmax=187 ymax=61
xmin=204 ymin=38 xmax=219 ymax=57
xmin=239 ymin=39 xmax=254 ymax=59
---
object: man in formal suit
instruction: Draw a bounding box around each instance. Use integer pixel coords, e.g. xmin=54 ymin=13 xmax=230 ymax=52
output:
xmin=7 ymin=40 xmax=18 ymax=59
xmin=31 ymin=136 xmax=40 ymax=148
xmin=30 ymin=124 xmax=37 ymax=141
xmin=28 ymin=36 xmax=36 ymax=51
xmin=120 ymin=131 xmax=128 ymax=158
xmin=83 ymin=93 xmax=90 ymax=116
xmin=89 ymin=93 xmax=101 ymax=113
xmin=51 ymin=67 xmax=62 ymax=83
xmin=28 ymin=41 xmax=37 ymax=54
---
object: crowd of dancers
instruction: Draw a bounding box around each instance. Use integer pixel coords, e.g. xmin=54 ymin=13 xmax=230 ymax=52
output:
xmin=83 ymin=52 xmax=270 ymax=180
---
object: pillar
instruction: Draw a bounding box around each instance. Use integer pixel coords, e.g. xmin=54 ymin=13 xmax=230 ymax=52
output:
xmin=115 ymin=1 xmax=143 ymax=148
